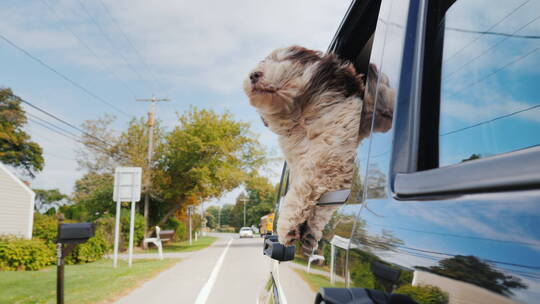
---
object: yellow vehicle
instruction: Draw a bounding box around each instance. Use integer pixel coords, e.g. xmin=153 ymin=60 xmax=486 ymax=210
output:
xmin=259 ymin=213 xmax=274 ymax=236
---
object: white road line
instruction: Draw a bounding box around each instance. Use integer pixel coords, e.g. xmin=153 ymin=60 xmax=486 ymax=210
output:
xmin=194 ymin=237 xmax=234 ymax=304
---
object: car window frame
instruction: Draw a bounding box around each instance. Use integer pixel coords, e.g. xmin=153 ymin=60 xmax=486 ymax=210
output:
xmin=390 ymin=0 xmax=540 ymax=198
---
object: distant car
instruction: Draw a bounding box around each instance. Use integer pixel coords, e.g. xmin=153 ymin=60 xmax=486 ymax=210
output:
xmin=238 ymin=227 xmax=253 ymax=238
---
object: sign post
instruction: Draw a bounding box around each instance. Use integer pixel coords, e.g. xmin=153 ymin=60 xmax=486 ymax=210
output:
xmin=113 ymin=167 xmax=142 ymax=268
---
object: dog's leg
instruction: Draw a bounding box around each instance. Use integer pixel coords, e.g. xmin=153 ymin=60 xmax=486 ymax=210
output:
xmin=300 ymin=204 xmax=339 ymax=255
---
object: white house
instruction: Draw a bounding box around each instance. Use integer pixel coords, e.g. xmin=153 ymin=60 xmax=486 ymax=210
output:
xmin=0 ymin=162 xmax=35 ymax=239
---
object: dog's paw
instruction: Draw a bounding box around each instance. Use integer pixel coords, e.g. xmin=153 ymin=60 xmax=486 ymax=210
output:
xmin=278 ymin=227 xmax=299 ymax=246
xmin=300 ymin=230 xmax=319 ymax=256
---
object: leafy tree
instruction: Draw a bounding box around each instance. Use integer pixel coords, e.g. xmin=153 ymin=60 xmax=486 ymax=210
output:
xmin=68 ymin=172 xmax=114 ymax=220
xmin=416 ymin=255 xmax=527 ymax=296
xmin=230 ymin=173 xmax=276 ymax=230
xmin=153 ymin=107 xmax=266 ymax=226
xmin=0 ymin=88 xmax=43 ymax=177
xmin=33 ymin=188 xmax=70 ymax=213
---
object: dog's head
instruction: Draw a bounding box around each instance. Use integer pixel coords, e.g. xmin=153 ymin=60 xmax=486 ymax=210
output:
xmin=243 ymin=46 xmax=325 ymax=116
xmin=359 ymin=64 xmax=395 ymax=140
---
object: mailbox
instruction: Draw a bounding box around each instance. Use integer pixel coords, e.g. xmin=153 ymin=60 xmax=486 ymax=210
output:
xmin=57 ymin=223 xmax=95 ymax=244
xmin=263 ymin=235 xmax=295 ymax=262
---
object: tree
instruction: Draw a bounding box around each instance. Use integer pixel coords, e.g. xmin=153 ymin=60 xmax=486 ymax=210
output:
xmin=67 ymin=172 xmax=114 ymax=220
xmin=416 ymin=255 xmax=527 ymax=296
xmin=0 ymin=88 xmax=43 ymax=177
xmin=153 ymin=107 xmax=266 ymax=226
xmin=33 ymin=188 xmax=70 ymax=214
xmin=230 ymin=173 xmax=276 ymax=230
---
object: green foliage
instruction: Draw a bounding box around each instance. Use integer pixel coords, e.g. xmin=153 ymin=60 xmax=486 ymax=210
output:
xmin=163 ymin=217 xmax=187 ymax=241
xmin=70 ymin=172 xmax=114 ymax=220
xmin=395 ymin=284 xmax=449 ymax=304
xmin=0 ymin=236 xmax=54 ymax=270
xmin=0 ymin=88 xmax=44 ymax=177
xmin=230 ymin=173 xmax=276 ymax=229
xmin=32 ymin=214 xmax=110 ymax=265
xmin=66 ymin=232 xmax=109 ymax=264
xmin=32 ymin=213 xmax=58 ymax=243
xmin=154 ymin=107 xmax=266 ymax=225
xmin=121 ymin=212 xmax=145 ymax=248
xmin=33 ymin=188 xmax=69 ymax=213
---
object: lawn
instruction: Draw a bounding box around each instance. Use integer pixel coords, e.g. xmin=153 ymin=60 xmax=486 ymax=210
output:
xmin=134 ymin=236 xmax=217 ymax=253
xmin=0 ymin=258 xmax=179 ymax=304
xmin=293 ymin=268 xmax=345 ymax=293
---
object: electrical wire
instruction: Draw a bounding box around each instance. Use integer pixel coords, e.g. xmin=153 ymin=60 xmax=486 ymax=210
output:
xmin=20 ymin=98 xmax=113 ymax=148
xmin=98 ymin=0 xmax=166 ymax=93
xmin=0 ymin=33 xmax=131 ymax=118
xmin=38 ymin=0 xmax=138 ymax=99
xmin=443 ymin=14 xmax=540 ymax=80
xmin=76 ymin=0 xmax=154 ymax=93
xmin=443 ymin=0 xmax=531 ymax=64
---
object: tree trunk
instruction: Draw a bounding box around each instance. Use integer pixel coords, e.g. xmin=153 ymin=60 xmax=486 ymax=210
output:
xmin=156 ymin=202 xmax=183 ymax=227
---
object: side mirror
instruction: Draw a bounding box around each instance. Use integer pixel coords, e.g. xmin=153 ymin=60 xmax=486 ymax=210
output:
xmin=263 ymin=235 xmax=295 ymax=262
xmin=57 ymin=223 xmax=95 ymax=244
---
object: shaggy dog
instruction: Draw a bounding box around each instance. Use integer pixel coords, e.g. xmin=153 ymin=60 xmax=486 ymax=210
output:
xmin=243 ymin=46 xmax=394 ymax=253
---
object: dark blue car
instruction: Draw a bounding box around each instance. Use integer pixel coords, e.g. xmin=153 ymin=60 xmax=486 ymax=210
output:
xmin=260 ymin=0 xmax=540 ymax=303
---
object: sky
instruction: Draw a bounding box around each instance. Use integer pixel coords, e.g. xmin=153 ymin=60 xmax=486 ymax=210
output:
xmin=0 ymin=0 xmax=352 ymax=206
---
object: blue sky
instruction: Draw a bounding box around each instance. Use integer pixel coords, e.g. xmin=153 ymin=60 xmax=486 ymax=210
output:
xmin=0 ymin=0 xmax=351 ymax=205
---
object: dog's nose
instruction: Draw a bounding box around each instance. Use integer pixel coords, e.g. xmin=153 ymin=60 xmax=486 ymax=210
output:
xmin=250 ymin=71 xmax=263 ymax=84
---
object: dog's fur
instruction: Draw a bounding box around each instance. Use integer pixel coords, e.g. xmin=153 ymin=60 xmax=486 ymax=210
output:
xmin=243 ymin=46 xmax=394 ymax=253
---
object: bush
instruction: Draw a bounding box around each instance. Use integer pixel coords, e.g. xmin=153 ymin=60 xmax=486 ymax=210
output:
xmin=163 ymin=218 xmax=187 ymax=241
xmin=32 ymin=213 xmax=58 ymax=243
xmin=395 ymin=284 xmax=449 ymax=304
xmin=66 ymin=232 xmax=109 ymax=264
xmin=0 ymin=236 xmax=55 ymax=271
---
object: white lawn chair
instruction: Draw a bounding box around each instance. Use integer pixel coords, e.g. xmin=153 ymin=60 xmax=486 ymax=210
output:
xmin=307 ymin=254 xmax=325 ymax=273
xmin=143 ymin=226 xmax=164 ymax=260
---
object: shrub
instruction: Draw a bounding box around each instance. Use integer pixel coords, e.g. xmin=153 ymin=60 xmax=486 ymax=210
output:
xmin=66 ymin=232 xmax=109 ymax=264
xmin=163 ymin=218 xmax=187 ymax=241
xmin=0 ymin=236 xmax=55 ymax=271
xmin=32 ymin=213 xmax=58 ymax=243
xmin=395 ymin=284 xmax=449 ymax=304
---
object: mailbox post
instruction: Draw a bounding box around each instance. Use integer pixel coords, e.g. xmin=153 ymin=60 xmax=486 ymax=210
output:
xmin=56 ymin=214 xmax=95 ymax=304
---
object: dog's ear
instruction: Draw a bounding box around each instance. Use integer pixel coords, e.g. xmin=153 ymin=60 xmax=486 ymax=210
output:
xmin=359 ymin=64 xmax=395 ymax=140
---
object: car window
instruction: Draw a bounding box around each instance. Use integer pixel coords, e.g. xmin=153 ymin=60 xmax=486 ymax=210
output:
xmin=438 ymin=0 xmax=540 ymax=167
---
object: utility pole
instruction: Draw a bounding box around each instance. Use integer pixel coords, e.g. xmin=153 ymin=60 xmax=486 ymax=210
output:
xmin=188 ymin=205 xmax=193 ymax=246
xmin=136 ymin=96 xmax=170 ymax=247
xmin=200 ymin=199 xmax=206 ymax=237
xmin=239 ymin=198 xmax=248 ymax=227
xmin=218 ymin=206 xmax=221 ymax=229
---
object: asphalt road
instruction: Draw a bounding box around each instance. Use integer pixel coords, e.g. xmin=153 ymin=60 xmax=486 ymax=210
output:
xmin=115 ymin=233 xmax=271 ymax=304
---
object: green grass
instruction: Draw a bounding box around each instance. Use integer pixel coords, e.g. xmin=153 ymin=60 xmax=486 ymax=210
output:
xmin=0 ymin=258 xmax=179 ymax=304
xmin=293 ymin=268 xmax=345 ymax=293
xmin=135 ymin=236 xmax=217 ymax=253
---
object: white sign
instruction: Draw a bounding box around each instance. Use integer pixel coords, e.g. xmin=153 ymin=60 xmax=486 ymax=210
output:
xmin=113 ymin=167 xmax=142 ymax=202
xmin=112 ymin=166 xmax=142 ymax=269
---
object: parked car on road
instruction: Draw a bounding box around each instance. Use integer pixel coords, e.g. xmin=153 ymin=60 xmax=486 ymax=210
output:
xmin=239 ymin=227 xmax=254 ymax=238
xmin=260 ymin=0 xmax=540 ymax=303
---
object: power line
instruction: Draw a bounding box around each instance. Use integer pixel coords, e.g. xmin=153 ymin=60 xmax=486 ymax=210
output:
xmin=443 ymin=14 xmax=540 ymax=80
xmin=440 ymin=47 xmax=539 ymax=136
xmin=20 ymin=98 xmax=113 ymax=148
xmin=27 ymin=117 xmax=83 ymax=144
xmin=446 ymin=27 xmax=540 ymax=40
xmin=26 ymin=112 xmax=82 ymax=140
xmin=76 ymin=0 xmax=154 ymax=93
xmin=443 ymin=0 xmax=531 ymax=64
xmin=441 ymin=103 xmax=540 ymax=137
xmin=98 ymin=0 xmax=166 ymax=93
xmin=38 ymin=0 xmax=138 ymax=98
xmin=0 ymin=33 xmax=131 ymax=118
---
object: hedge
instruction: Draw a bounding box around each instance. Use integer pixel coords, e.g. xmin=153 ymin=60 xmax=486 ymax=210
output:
xmin=395 ymin=284 xmax=449 ymax=304
xmin=0 ymin=237 xmax=55 ymax=271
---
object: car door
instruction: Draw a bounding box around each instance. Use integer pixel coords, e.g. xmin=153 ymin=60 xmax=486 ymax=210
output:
xmin=347 ymin=1 xmax=540 ymax=304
